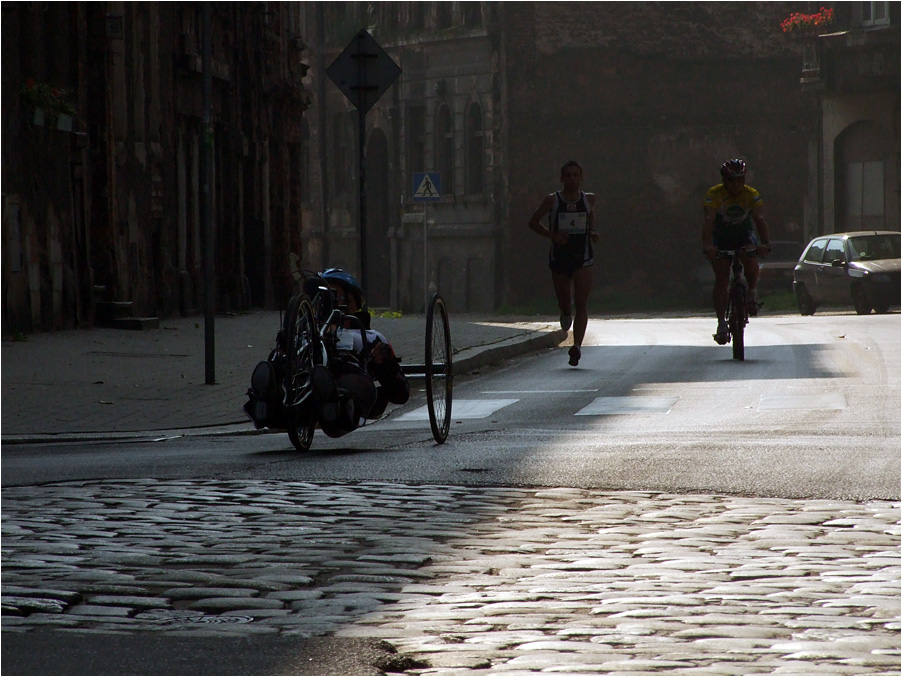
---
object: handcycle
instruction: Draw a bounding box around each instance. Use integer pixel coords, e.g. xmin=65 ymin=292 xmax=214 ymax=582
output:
xmin=244 ymin=271 xmax=453 ymax=450
xmin=717 ymin=248 xmax=758 ymax=361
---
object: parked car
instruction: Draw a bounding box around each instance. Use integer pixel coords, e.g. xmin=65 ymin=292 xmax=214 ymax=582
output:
xmin=793 ymin=231 xmax=901 ymax=315
xmin=757 ymin=241 xmax=805 ymax=293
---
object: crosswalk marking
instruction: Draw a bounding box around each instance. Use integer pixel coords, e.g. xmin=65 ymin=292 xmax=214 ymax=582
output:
xmin=575 ymin=396 xmax=679 ymax=416
xmin=380 ymin=391 xmax=848 ymax=427
xmin=482 ymin=390 xmax=598 ymax=394
xmin=395 ymin=398 xmax=518 ymax=421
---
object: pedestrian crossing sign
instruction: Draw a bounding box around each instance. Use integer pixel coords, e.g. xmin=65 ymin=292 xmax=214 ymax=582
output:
xmin=412 ymin=172 xmax=441 ymax=201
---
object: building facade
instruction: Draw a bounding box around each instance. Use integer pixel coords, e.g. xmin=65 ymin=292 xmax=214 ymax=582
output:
xmin=797 ymin=1 xmax=900 ymax=237
xmin=301 ymin=2 xmax=822 ymax=313
xmin=299 ymin=2 xmax=504 ymax=312
xmin=2 ymin=2 xmax=311 ymax=333
xmin=8 ymin=3 xmax=888 ymax=330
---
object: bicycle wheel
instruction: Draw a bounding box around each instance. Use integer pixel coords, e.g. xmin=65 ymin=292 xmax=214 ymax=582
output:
xmin=730 ymin=286 xmax=745 ymax=361
xmin=425 ymin=293 xmax=453 ymax=444
xmin=284 ymin=295 xmax=319 ymax=451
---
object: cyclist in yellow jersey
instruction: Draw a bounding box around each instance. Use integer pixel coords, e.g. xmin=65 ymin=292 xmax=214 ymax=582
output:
xmin=702 ymin=159 xmax=771 ymax=345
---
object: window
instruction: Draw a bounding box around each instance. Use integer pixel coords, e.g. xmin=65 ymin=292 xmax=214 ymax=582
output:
xmin=846 ymin=160 xmax=885 ymax=230
xmin=462 ymin=2 xmax=482 ymax=28
xmin=331 ymin=113 xmax=352 ymax=197
xmin=436 ymin=1 xmax=453 ymax=29
xmin=824 ymin=239 xmax=847 ymax=264
xmin=861 ymin=1 xmax=890 ymax=26
xmin=300 ymin=119 xmax=311 ymax=204
xmin=804 ymin=239 xmax=827 ymax=263
xmin=407 ymin=104 xmax=426 ymax=186
xmin=465 ymin=102 xmax=484 ymax=195
xmin=435 ymin=105 xmax=454 ymax=197
xmin=848 ymin=234 xmax=901 ymax=261
xmin=409 ymin=1 xmax=425 ymax=30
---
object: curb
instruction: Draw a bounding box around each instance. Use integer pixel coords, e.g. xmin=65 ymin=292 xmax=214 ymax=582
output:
xmin=452 ymin=328 xmax=567 ymax=375
xmin=1 ymin=328 xmax=567 ymax=445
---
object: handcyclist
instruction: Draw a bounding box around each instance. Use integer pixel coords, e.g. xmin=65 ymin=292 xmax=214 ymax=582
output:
xmin=528 ymin=160 xmax=599 ymax=366
xmin=310 ymin=268 xmax=410 ymax=436
xmin=702 ymin=159 xmax=771 ymax=345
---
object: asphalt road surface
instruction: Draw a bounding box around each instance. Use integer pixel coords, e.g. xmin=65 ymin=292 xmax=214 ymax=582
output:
xmin=4 ymin=314 xmax=899 ymax=500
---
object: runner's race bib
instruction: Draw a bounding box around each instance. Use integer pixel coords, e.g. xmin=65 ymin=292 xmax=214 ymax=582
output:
xmin=557 ymin=211 xmax=587 ymax=235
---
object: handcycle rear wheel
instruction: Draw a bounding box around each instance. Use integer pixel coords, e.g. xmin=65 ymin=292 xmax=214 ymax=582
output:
xmin=425 ymin=293 xmax=453 ymax=444
xmin=729 ymin=286 xmax=745 ymax=361
xmin=284 ymin=294 xmax=319 ymax=451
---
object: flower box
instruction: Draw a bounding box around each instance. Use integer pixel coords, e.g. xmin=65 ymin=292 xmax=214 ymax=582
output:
xmin=781 ymin=7 xmax=834 ymax=36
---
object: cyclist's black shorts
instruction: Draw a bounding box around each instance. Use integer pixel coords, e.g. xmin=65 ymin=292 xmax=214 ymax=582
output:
xmin=713 ymin=227 xmax=758 ymax=252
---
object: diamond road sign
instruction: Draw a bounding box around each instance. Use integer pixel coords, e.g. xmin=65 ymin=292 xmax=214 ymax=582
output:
xmin=326 ymin=30 xmax=401 ymax=114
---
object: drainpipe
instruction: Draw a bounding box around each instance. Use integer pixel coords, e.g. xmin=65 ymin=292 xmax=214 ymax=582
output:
xmin=317 ymin=2 xmax=329 ymax=265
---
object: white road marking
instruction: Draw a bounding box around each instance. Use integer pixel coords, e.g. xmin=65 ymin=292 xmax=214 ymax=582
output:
xmin=481 ymin=390 xmax=599 ymax=394
xmin=575 ymin=396 xmax=679 ymax=416
xmin=758 ymin=393 xmax=848 ymax=411
xmin=395 ymin=399 xmax=519 ymax=421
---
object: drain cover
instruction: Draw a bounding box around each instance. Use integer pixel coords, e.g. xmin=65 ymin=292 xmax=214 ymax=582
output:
xmin=135 ymin=610 xmax=253 ymax=624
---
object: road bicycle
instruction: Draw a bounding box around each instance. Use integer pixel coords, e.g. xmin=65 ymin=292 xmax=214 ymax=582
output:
xmin=244 ymin=271 xmax=453 ymax=450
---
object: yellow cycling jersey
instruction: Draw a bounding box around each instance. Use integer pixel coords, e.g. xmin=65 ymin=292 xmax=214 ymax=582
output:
xmin=703 ymin=184 xmax=763 ymax=229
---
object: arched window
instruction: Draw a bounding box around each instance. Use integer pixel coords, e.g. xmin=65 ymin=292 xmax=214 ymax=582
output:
xmin=436 ymin=104 xmax=454 ymax=197
xmin=331 ymin=112 xmax=351 ymax=197
xmin=465 ymin=101 xmax=484 ymax=195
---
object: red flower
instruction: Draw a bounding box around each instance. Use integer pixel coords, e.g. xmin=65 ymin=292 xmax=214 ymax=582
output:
xmin=780 ymin=6 xmax=834 ymax=34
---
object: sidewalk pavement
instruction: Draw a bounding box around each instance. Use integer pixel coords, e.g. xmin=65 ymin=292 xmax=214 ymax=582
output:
xmin=1 ymin=311 xmax=566 ymax=442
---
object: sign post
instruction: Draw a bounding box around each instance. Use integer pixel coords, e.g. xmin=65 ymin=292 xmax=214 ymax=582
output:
xmin=326 ymin=30 xmax=401 ymax=293
xmin=412 ymin=172 xmax=441 ymax=311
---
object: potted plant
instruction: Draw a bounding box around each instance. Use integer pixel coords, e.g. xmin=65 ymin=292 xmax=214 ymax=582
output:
xmin=20 ymin=78 xmax=77 ymax=129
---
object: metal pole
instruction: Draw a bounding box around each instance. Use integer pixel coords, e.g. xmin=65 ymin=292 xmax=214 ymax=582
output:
xmin=316 ymin=2 xmax=329 ymax=265
xmin=357 ymin=33 xmax=368 ymax=292
xmin=202 ymin=3 xmax=215 ymax=384
xmin=358 ymin=107 xmax=367 ymax=293
xmin=423 ymin=202 xmax=428 ymax=312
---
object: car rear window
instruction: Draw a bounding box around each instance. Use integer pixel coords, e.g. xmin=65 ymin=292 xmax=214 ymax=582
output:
xmin=803 ymin=239 xmax=827 ymax=262
xmin=848 ymin=234 xmax=901 ymax=261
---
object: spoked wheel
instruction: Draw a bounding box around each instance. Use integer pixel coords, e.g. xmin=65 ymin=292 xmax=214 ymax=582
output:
xmin=425 ymin=293 xmax=453 ymax=444
xmin=729 ymin=287 xmax=746 ymax=361
xmin=284 ymin=294 xmax=319 ymax=451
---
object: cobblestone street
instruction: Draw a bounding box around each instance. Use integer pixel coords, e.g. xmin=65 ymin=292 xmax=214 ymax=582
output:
xmin=2 ymin=480 xmax=899 ymax=675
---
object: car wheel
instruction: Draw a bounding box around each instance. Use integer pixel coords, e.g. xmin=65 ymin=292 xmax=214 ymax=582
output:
xmin=872 ymin=295 xmax=891 ymax=314
xmin=795 ymin=284 xmax=816 ymax=316
xmin=852 ymin=285 xmax=872 ymax=315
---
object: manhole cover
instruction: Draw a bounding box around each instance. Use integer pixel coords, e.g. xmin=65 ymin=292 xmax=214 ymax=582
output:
xmin=135 ymin=610 xmax=253 ymax=624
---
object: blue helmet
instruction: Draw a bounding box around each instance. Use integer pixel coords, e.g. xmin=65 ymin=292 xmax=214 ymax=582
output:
xmin=321 ymin=268 xmax=365 ymax=307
